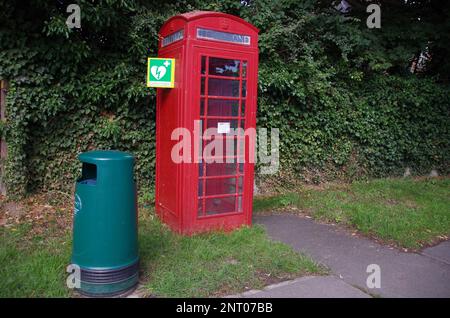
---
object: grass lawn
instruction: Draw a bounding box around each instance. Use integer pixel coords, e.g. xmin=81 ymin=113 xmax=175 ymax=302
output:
xmin=254 ymin=177 xmax=450 ymax=250
xmin=0 ymin=204 xmax=324 ymax=298
xmin=0 ymin=224 xmax=72 ymax=297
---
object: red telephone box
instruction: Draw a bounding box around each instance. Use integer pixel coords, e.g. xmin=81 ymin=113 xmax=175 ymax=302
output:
xmin=155 ymin=11 xmax=259 ymax=234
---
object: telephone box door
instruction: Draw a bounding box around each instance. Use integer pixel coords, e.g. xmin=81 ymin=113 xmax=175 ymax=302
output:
xmin=189 ymin=47 xmax=256 ymax=230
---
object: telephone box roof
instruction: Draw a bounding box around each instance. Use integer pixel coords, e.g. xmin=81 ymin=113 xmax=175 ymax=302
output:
xmin=161 ymin=10 xmax=259 ymax=33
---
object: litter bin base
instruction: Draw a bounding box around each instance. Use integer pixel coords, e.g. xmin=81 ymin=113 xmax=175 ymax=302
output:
xmin=76 ymin=260 xmax=139 ymax=297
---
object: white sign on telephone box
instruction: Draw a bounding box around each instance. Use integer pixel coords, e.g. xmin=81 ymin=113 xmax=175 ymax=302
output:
xmin=217 ymin=122 xmax=231 ymax=134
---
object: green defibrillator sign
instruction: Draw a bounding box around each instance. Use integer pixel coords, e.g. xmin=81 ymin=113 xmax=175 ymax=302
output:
xmin=147 ymin=58 xmax=175 ymax=88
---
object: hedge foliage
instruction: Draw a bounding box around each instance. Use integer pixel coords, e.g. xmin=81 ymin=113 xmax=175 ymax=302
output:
xmin=0 ymin=0 xmax=449 ymax=197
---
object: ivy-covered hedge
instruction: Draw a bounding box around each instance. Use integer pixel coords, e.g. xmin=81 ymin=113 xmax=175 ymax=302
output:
xmin=258 ymin=74 xmax=450 ymax=183
xmin=1 ymin=0 xmax=449 ymax=197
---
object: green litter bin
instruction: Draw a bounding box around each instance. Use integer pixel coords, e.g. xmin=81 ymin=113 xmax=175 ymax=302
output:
xmin=71 ymin=150 xmax=139 ymax=297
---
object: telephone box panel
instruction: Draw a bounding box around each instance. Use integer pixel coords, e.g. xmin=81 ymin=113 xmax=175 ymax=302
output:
xmin=155 ymin=11 xmax=259 ymax=235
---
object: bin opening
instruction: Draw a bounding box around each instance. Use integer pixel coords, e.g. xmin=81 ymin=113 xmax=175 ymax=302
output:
xmin=78 ymin=162 xmax=97 ymax=185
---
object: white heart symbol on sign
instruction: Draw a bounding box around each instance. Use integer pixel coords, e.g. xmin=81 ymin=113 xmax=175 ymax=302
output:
xmin=151 ymin=65 xmax=167 ymax=80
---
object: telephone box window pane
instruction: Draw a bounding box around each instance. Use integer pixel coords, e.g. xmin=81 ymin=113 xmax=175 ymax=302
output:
xmin=227 ymin=138 xmax=239 ymax=156
xmin=200 ymin=98 xmax=205 ymax=116
xmin=205 ymin=177 xmax=236 ymax=196
xmin=239 ymin=163 xmax=244 ymax=173
xmin=238 ymin=196 xmax=243 ymax=212
xmin=204 ymin=137 xmax=238 ymax=157
xmin=240 ymin=120 xmax=245 ymax=129
xmin=238 ymin=177 xmax=244 ymax=194
xmin=201 ymin=78 xmax=206 ymax=95
xmin=205 ymin=196 xmax=236 ymax=215
xmin=209 ymin=57 xmax=240 ymax=77
xmin=242 ymin=61 xmax=247 ymax=78
xmin=201 ymin=56 xmax=206 ymax=75
xmin=241 ymin=100 xmax=245 ymax=116
xmin=198 ymin=199 xmax=204 ymax=216
xmin=237 ymin=137 xmax=245 ymax=156
xmin=199 ymin=163 xmax=204 ymax=177
xmin=208 ymin=99 xmax=239 ymax=117
xmin=198 ymin=119 xmax=204 ymax=161
xmin=206 ymin=162 xmax=238 ymax=176
xmin=242 ymin=80 xmax=247 ymax=97
xmin=198 ymin=180 xmax=204 ymax=196
xmin=208 ymin=78 xmax=239 ymax=97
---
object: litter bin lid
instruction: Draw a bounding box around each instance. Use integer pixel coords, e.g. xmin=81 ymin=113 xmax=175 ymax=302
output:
xmin=78 ymin=150 xmax=134 ymax=165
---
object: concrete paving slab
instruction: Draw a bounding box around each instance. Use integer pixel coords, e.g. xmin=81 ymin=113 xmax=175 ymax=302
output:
xmin=231 ymin=276 xmax=371 ymax=298
xmin=422 ymin=241 xmax=450 ymax=265
xmin=255 ymin=214 xmax=450 ymax=298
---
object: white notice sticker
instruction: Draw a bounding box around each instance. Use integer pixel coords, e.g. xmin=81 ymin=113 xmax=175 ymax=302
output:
xmin=217 ymin=122 xmax=231 ymax=134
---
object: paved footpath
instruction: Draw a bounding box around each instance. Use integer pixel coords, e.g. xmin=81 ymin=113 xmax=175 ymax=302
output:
xmin=234 ymin=214 xmax=450 ymax=298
